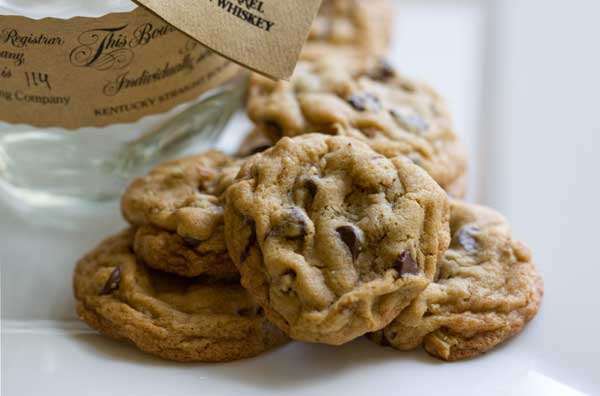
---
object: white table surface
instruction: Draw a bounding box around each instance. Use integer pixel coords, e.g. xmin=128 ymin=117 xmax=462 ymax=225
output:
xmin=2 ymin=2 xmax=599 ymax=395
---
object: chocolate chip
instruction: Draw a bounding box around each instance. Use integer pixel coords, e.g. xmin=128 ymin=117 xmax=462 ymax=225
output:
xmin=348 ymin=95 xmax=366 ymax=111
xmin=390 ymin=109 xmax=429 ymax=134
xmin=399 ymin=82 xmax=416 ymax=93
xmin=100 ymin=267 xmax=121 ymax=295
xmin=347 ymin=93 xmax=382 ymax=112
xmin=453 ymin=225 xmax=479 ymax=253
xmin=336 ymin=225 xmax=362 ymax=261
xmin=287 ymin=208 xmax=308 ymax=239
xmin=240 ymin=220 xmax=257 ymax=263
xmin=273 ymin=208 xmax=308 ymax=240
xmin=293 ymin=177 xmax=319 ymax=210
xmin=304 ymin=179 xmax=318 ymax=197
xmin=370 ymin=59 xmax=396 ymax=81
xmin=183 ymin=236 xmax=202 ymax=248
xmin=394 ymin=251 xmax=419 ymax=276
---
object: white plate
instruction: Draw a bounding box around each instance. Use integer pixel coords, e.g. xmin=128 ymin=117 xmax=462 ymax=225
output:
xmin=0 ymin=193 xmax=587 ymax=396
xmin=2 ymin=3 xmax=598 ymax=395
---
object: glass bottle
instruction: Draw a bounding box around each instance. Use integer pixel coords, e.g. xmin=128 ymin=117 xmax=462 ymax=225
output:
xmin=0 ymin=0 xmax=245 ymax=205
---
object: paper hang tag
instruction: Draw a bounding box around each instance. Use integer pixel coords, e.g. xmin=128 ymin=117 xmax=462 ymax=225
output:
xmin=136 ymin=0 xmax=323 ymax=80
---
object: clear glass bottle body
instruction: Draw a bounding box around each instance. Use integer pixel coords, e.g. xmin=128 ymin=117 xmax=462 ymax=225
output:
xmin=0 ymin=0 xmax=245 ymax=204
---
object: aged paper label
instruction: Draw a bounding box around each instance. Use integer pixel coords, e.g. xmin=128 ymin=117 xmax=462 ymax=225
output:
xmin=136 ymin=0 xmax=323 ymax=80
xmin=0 ymin=8 xmax=241 ymax=129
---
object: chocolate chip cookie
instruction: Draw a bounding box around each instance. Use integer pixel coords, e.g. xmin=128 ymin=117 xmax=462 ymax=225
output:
xmin=370 ymin=201 xmax=543 ymax=361
xmin=247 ymin=57 xmax=468 ymax=197
xmin=73 ymin=229 xmax=288 ymax=362
xmin=122 ymin=152 xmax=241 ymax=277
xmin=303 ymin=0 xmax=394 ymax=60
xmin=224 ymin=134 xmax=451 ymax=345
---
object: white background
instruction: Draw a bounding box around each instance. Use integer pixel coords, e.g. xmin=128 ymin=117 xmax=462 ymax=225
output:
xmin=2 ymin=0 xmax=600 ymax=395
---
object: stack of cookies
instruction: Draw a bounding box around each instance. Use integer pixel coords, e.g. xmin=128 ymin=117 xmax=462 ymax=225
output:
xmin=73 ymin=0 xmax=543 ymax=363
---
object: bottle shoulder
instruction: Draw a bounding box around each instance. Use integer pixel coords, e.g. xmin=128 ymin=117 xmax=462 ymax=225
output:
xmin=0 ymin=0 xmax=136 ymax=19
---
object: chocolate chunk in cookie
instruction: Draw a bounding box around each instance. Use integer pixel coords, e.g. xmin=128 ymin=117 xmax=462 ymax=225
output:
xmin=336 ymin=225 xmax=363 ymax=261
xmin=452 ymin=225 xmax=480 ymax=253
xmin=394 ymin=251 xmax=419 ymax=277
xmin=99 ymin=267 xmax=121 ymax=295
xmin=347 ymin=93 xmax=382 ymax=112
xmin=370 ymin=59 xmax=396 ymax=81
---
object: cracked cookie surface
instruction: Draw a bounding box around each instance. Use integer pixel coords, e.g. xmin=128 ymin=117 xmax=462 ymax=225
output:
xmin=303 ymin=0 xmax=393 ymax=59
xmin=370 ymin=201 xmax=543 ymax=361
xmin=225 ymin=134 xmax=450 ymax=345
xmin=122 ymin=152 xmax=241 ymax=277
xmin=247 ymin=57 xmax=468 ymax=197
xmin=73 ymin=229 xmax=288 ymax=362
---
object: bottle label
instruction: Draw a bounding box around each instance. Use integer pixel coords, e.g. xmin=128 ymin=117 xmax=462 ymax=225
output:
xmin=0 ymin=8 xmax=241 ymax=129
xmin=137 ymin=0 xmax=323 ymax=80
